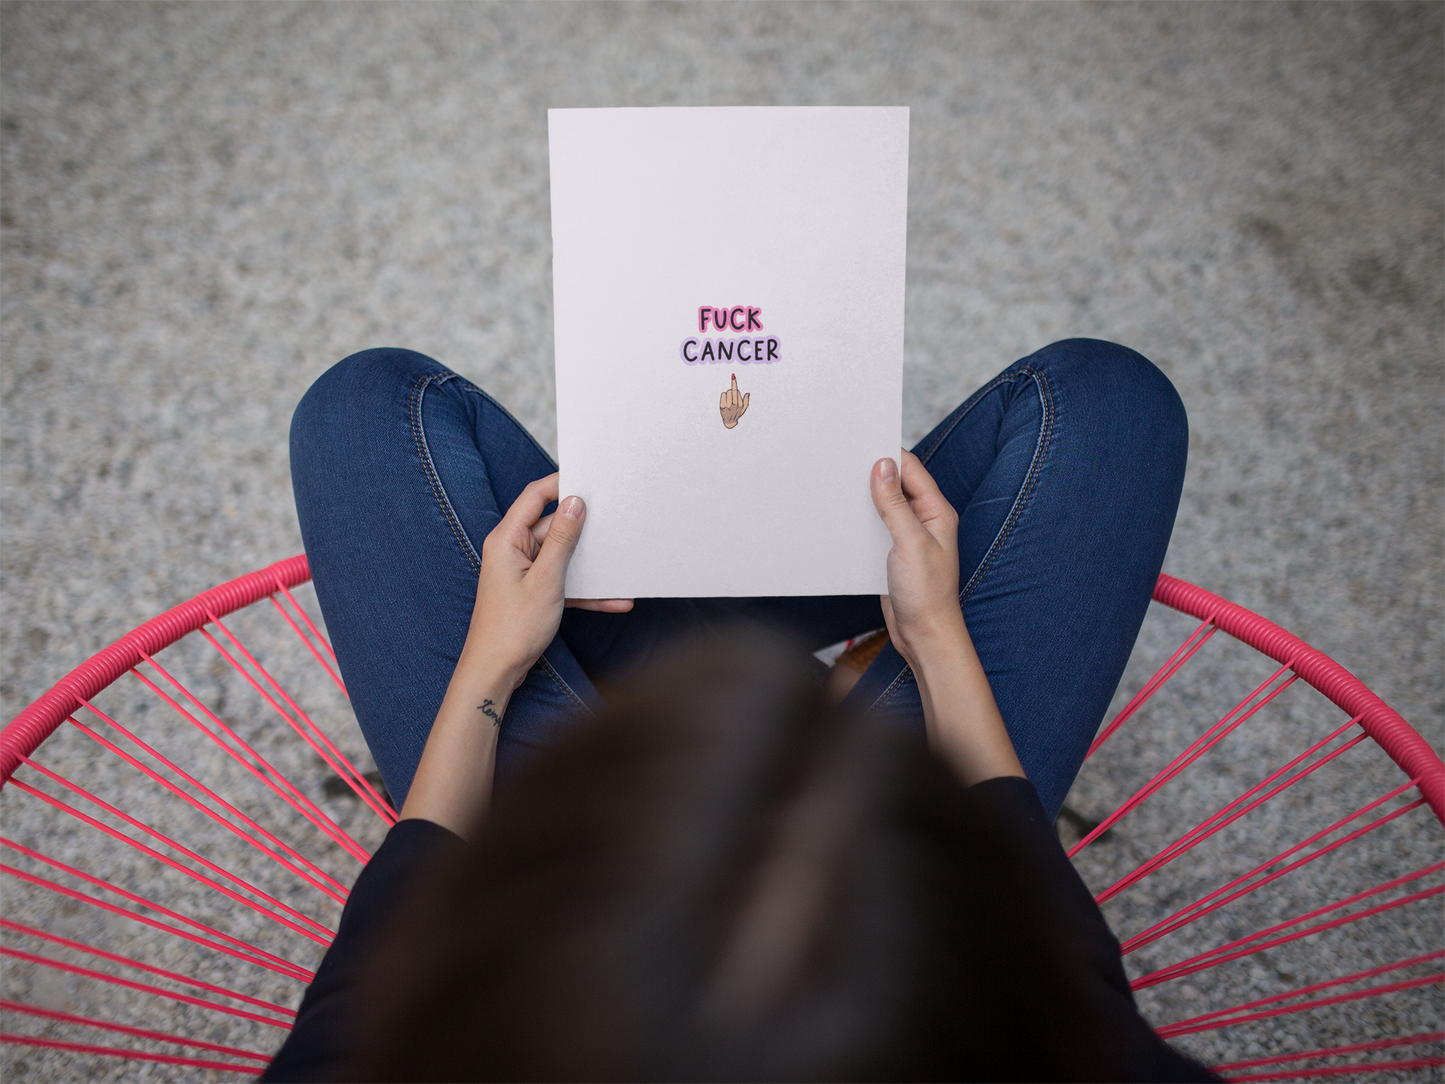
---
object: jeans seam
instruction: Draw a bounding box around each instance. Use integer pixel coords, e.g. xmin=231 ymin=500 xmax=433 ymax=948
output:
xmin=445 ymin=383 xmax=592 ymax=717
xmin=410 ymin=372 xmax=483 ymax=572
xmin=958 ymin=365 xmax=1054 ymax=605
xmin=411 ymin=369 xmax=595 ymax=720
xmin=539 ymin=655 xmax=594 ymax=716
xmin=867 ymin=365 xmax=1056 ymax=713
xmin=454 ymin=380 xmax=559 ymax=472
xmin=915 ymin=369 xmax=1020 ymax=468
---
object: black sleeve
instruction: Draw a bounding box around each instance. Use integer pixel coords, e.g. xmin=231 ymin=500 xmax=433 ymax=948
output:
xmin=965 ymin=776 xmax=1219 ymax=1082
xmin=261 ymin=818 xmax=465 ymax=1083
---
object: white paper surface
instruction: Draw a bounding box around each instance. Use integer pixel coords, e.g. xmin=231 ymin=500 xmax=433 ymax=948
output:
xmin=550 ymin=106 xmax=907 ymax=597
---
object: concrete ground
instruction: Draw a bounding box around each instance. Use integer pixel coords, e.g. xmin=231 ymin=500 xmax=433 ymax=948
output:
xmin=2 ymin=2 xmax=1441 ymax=1080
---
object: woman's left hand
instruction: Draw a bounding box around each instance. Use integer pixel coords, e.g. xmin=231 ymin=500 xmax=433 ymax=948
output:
xmin=465 ymin=473 xmax=631 ymax=693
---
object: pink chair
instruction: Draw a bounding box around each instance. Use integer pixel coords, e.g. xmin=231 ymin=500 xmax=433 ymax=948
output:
xmin=1 ymin=558 xmax=1440 ymax=1079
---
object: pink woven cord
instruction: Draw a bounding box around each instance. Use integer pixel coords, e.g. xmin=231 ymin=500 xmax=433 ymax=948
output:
xmin=0 ymin=1000 xmax=271 ymax=1062
xmin=0 ymin=1034 xmax=261 ymax=1075
xmin=1161 ymin=951 xmax=1445 ymax=1036
xmin=267 ymin=594 xmax=347 ymax=696
xmin=1121 ymin=786 xmax=1423 ymax=955
xmin=0 ymin=947 xmax=292 ymax=1030
xmin=1139 ymin=886 xmax=1444 ymax=994
xmin=1153 ymin=574 xmax=1445 ymax=823
xmin=1087 ymin=617 xmax=1218 ymax=759
xmin=1096 ymin=719 xmax=1366 ymax=905
xmin=201 ymin=611 xmax=390 ymax=819
xmin=14 ymin=757 xmax=332 ymax=936
xmin=1212 ymin=1032 xmax=1445 ymax=1074
xmin=66 ymin=712 xmax=348 ymax=903
xmin=10 ymin=765 xmax=335 ymax=944
xmin=1136 ymin=863 xmax=1444 ymax=988
xmin=1133 ymin=874 xmax=1444 ymax=990
xmin=8 ymin=565 xmax=1433 ymax=815
xmin=1218 ymin=1056 xmax=1445 ymax=1082
xmin=133 ymin=657 xmax=370 ymax=863
xmin=0 ymin=556 xmax=312 ymax=785
xmin=7 ymin=562 xmax=1435 ymax=1078
xmin=1159 ymin=973 xmax=1444 ymax=1039
xmin=1069 ymin=666 xmax=1297 ymax=857
xmin=1 ymin=861 xmax=312 ymax=988
xmin=198 ymin=619 xmax=395 ymax=824
xmin=0 ymin=846 xmax=313 ymax=981
xmin=274 ymin=578 xmax=339 ymax=667
xmin=0 ymin=919 xmax=294 ymax=1020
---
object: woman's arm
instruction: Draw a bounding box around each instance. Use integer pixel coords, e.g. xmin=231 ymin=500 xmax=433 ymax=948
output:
xmin=401 ymin=474 xmax=631 ymax=837
xmin=267 ymin=476 xmax=629 ymax=1078
xmin=870 ymin=452 xmax=1024 ymax=787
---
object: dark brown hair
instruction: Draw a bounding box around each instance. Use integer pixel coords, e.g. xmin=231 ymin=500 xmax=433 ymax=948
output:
xmin=356 ymin=633 xmax=1116 ymax=1081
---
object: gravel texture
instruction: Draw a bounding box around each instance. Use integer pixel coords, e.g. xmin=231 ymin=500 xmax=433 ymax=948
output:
xmin=2 ymin=3 xmax=1441 ymax=1080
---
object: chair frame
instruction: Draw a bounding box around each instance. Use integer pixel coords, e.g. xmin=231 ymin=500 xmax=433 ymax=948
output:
xmin=1 ymin=558 xmax=1441 ymax=1079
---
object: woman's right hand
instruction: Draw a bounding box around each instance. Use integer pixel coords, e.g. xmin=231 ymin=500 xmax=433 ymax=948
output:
xmin=465 ymin=474 xmax=632 ymax=693
xmin=868 ymin=451 xmax=966 ymax=672
xmin=403 ymin=474 xmax=630 ymax=835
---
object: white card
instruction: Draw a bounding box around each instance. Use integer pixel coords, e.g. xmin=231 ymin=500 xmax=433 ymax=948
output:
xmin=550 ymin=106 xmax=907 ymax=597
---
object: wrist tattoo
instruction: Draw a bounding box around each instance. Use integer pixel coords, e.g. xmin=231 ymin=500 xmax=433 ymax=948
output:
xmin=478 ymin=698 xmax=502 ymax=727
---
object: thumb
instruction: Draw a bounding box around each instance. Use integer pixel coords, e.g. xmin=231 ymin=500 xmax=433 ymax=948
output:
xmin=741 ymin=392 xmax=749 ymax=414
xmin=531 ymin=495 xmax=585 ymax=584
xmin=871 ymin=456 xmax=925 ymax=545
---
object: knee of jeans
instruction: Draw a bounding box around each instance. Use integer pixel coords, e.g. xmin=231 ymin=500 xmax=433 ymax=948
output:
xmin=1033 ymin=338 xmax=1188 ymax=453
xmin=291 ymin=348 xmax=449 ymax=452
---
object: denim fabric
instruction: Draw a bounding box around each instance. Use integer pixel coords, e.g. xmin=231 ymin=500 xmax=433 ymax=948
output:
xmin=841 ymin=340 xmax=1188 ymax=816
xmin=290 ymin=340 xmax=1186 ymax=816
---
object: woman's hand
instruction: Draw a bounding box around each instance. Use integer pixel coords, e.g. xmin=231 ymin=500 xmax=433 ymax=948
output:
xmin=868 ymin=451 xmax=965 ymax=673
xmin=400 ymin=474 xmax=631 ymax=836
xmin=870 ymin=452 xmax=1024 ymax=787
xmin=467 ymin=473 xmax=632 ymax=693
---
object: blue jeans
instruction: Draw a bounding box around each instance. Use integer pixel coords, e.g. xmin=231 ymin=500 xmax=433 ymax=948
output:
xmin=290 ymin=340 xmax=1186 ymax=819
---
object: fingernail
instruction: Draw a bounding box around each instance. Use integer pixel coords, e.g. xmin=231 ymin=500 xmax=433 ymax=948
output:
xmin=560 ymin=495 xmax=584 ymax=520
xmin=878 ymin=458 xmax=897 ymax=481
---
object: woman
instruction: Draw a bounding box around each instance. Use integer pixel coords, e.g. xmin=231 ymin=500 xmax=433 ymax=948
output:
xmin=264 ymin=338 xmax=1208 ymax=1080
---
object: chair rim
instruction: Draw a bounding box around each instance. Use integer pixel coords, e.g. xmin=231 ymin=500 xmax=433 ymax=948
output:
xmin=1 ymin=557 xmax=1441 ymax=1080
xmin=1151 ymin=573 xmax=1444 ymax=825
xmin=1 ymin=556 xmax=312 ymax=787
xmin=3 ymin=558 xmax=1441 ymax=826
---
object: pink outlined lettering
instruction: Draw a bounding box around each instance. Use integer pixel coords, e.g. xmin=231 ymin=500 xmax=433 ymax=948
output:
xmin=698 ymin=306 xmax=763 ymax=333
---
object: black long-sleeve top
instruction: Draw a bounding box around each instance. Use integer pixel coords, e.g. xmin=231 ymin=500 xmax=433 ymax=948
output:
xmin=262 ymin=778 xmax=1215 ymax=1082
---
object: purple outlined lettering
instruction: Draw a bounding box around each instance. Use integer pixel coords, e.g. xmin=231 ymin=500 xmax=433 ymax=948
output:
xmin=679 ymin=336 xmax=781 ymax=364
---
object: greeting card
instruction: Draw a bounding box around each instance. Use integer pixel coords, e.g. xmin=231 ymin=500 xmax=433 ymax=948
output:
xmin=550 ymin=106 xmax=908 ymax=597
